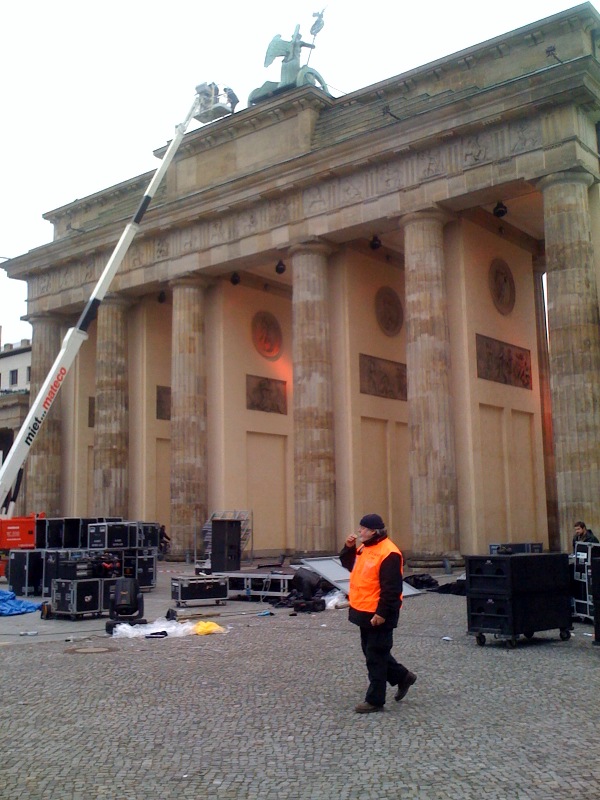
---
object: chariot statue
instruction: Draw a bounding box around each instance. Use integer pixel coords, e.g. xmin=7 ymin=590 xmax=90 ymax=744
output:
xmin=248 ymin=12 xmax=329 ymax=105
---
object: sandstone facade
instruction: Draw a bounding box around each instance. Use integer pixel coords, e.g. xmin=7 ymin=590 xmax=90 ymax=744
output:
xmin=6 ymin=6 xmax=600 ymax=557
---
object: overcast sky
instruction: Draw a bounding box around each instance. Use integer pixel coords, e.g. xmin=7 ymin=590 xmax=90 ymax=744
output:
xmin=0 ymin=0 xmax=588 ymax=344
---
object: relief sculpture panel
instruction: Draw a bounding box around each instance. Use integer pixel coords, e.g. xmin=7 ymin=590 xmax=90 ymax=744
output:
xmin=359 ymin=353 xmax=407 ymax=401
xmin=246 ymin=375 xmax=287 ymax=414
xmin=476 ymin=334 xmax=532 ymax=390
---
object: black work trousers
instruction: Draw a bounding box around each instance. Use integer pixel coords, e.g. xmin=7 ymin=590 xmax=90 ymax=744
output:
xmin=360 ymin=625 xmax=409 ymax=707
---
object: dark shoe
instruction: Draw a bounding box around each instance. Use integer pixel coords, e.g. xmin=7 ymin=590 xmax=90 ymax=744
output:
xmin=354 ymin=702 xmax=384 ymax=714
xmin=394 ymin=671 xmax=417 ymax=702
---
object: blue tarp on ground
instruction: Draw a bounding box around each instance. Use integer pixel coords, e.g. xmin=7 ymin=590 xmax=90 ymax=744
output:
xmin=0 ymin=589 xmax=42 ymax=616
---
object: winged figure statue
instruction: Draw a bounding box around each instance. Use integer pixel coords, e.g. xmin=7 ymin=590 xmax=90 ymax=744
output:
xmin=248 ymin=18 xmax=328 ymax=105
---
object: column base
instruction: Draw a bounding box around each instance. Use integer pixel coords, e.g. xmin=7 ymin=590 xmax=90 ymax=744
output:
xmin=404 ymin=551 xmax=465 ymax=571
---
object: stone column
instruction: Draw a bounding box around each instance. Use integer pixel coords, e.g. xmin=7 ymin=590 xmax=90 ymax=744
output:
xmin=400 ymin=210 xmax=459 ymax=557
xmin=169 ymin=276 xmax=209 ymax=557
xmin=93 ymin=294 xmax=130 ymax=518
xmin=539 ymin=171 xmax=600 ymax=541
xmin=290 ymin=241 xmax=336 ymax=553
xmin=25 ymin=314 xmax=63 ymax=516
xmin=532 ymin=260 xmax=559 ymax=550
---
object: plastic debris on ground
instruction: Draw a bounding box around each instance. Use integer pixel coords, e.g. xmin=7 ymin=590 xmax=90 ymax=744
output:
xmin=0 ymin=589 xmax=42 ymax=616
xmin=111 ymin=617 xmax=227 ymax=638
xmin=324 ymin=589 xmax=348 ymax=609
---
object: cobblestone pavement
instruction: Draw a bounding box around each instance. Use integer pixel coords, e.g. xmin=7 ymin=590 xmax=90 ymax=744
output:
xmin=1 ymin=569 xmax=600 ymax=799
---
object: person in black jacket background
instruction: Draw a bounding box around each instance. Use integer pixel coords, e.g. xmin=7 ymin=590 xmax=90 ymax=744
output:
xmin=572 ymin=521 xmax=599 ymax=551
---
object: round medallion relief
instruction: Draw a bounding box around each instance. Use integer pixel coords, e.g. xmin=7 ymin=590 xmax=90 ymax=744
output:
xmin=489 ymin=259 xmax=515 ymax=315
xmin=375 ymin=286 xmax=403 ymax=337
xmin=251 ymin=311 xmax=282 ymax=358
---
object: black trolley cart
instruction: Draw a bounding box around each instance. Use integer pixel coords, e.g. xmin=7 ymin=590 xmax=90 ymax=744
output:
xmin=465 ymin=552 xmax=572 ymax=647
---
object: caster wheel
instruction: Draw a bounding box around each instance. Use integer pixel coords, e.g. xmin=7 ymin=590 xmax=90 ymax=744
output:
xmin=560 ymin=629 xmax=571 ymax=641
xmin=524 ymin=631 xmax=534 ymax=640
xmin=476 ymin=633 xmax=486 ymax=646
xmin=507 ymin=637 xmax=517 ymax=648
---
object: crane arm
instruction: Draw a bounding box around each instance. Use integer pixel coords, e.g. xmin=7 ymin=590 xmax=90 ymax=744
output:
xmin=0 ymin=90 xmax=203 ymax=517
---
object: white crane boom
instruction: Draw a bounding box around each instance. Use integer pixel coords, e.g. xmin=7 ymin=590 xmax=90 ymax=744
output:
xmin=0 ymin=87 xmax=215 ymax=517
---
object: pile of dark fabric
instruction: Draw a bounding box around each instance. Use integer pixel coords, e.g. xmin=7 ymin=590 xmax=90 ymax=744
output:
xmin=405 ymin=573 xmax=466 ymax=596
xmin=434 ymin=580 xmax=466 ymax=596
xmin=272 ymin=567 xmax=334 ymax=612
xmin=405 ymin=573 xmax=440 ymax=590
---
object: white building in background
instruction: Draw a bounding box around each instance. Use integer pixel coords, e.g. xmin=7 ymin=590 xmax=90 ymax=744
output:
xmin=0 ymin=337 xmax=31 ymax=392
xmin=0 ymin=334 xmax=31 ymax=515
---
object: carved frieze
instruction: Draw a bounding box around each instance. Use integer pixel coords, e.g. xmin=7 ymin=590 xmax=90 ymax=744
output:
xmin=476 ymin=334 xmax=532 ymax=390
xmin=303 ymin=184 xmax=329 ymax=215
xmin=510 ymin=119 xmax=540 ymax=153
xmin=464 ymin=133 xmax=490 ymax=166
xmin=155 ymin=238 xmax=169 ymax=260
xmin=246 ymin=375 xmax=287 ymax=414
xmin=376 ymin=161 xmax=405 ymax=192
xmin=269 ymin=196 xmax=291 ymax=226
xmin=339 ymin=174 xmax=366 ymax=203
xmin=359 ymin=353 xmax=407 ymax=401
xmin=419 ymin=147 xmax=445 ymax=180
xmin=25 ymin=113 xmax=544 ymax=309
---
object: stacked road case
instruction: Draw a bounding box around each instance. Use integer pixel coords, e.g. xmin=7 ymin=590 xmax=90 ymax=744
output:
xmin=7 ymin=518 xmax=159 ymax=619
xmin=572 ymin=542 xmax=600 ymax=621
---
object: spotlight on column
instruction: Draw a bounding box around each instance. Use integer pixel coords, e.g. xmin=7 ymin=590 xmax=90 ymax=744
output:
xmin=157 ymin=290 xmax=166 ymax=304
xmin=275 ymin=259 xmax=286 ymax=275
xmin=493 ymin=201 xmax=508 ymax=218
xmin=369 ymin=235 xmax=382 ymax=250
xmin=230 ymin=272 xmax=241 ymax=285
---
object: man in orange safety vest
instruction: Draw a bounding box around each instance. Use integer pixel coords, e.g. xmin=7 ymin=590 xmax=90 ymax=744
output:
xmin=340 ymin=513 xmax=417 ymax=713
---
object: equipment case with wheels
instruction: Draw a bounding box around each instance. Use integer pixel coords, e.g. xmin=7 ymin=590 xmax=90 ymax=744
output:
xmin=7 ymin=549 xmax=44 ymax=597
xmin=51 ymin=578 xmax=102 ymax=619
xmin=465 ymin=553 xmax=572 ymax=647
xmin=171 ymin=575 xmax=228 ymax=606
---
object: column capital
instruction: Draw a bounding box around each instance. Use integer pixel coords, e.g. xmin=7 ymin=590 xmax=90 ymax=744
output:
xmin=289 ymin=238 xmax=336 ymax=258
xmin=169 ymin=273 xmax=214 ymax=291
xmin=102 ymin=292 xmax=134 ymax=309
xmin=25 ymin=311 xmax=65 ymax=326
xmin=537 ymin=170 xmax=595 ymax=192
xmin=398 ymin=208 xmax=454 ymax=231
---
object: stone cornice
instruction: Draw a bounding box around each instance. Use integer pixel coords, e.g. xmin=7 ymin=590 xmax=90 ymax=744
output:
xmin=43 ymin=172 xmax=154 ymax=223
xmin=10 ymin=54 xmax=600 ymax=280
xmin=337 ymin=3 xmax=600 ymax=109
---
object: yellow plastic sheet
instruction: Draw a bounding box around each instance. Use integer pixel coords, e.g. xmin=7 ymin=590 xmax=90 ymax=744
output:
xmin=193 ymin=620 xmax=227 ymax=635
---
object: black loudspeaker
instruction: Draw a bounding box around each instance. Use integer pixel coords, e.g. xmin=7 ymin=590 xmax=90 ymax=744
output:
xmin=8 ymin=549 xmax=44 ymax=596
xmin=211 ymin=520 xmax=241 ymax=572
xmin=46 ymin=518 xmax=64 ymax=548
xmin=62 ymin=518 xmax=82 ymax=548
xmin=35 ymin=518 xmax=48 ymax=549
